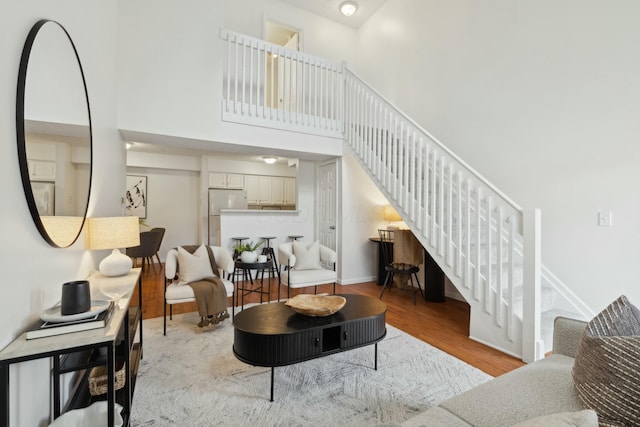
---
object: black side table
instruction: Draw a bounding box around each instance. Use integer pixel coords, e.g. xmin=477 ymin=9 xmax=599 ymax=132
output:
xmin=232 ymin=260 xmax=273 ymax=308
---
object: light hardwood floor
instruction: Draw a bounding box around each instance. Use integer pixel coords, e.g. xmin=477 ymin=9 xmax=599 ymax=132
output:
xmin=134 ymin=263 xmax=524 ymax=377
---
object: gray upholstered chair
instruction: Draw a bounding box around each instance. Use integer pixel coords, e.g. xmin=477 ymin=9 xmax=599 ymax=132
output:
xmin=277 ymin=241 xmax=337 ymax=300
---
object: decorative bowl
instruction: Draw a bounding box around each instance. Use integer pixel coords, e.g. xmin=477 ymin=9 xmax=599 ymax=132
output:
xmin=285 ymin=294 xmax=346 ymax=317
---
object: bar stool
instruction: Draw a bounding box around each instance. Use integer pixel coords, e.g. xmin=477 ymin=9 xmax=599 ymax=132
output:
xmin=231 ymin=237 xmax=250 ymax=260
xmin=260 ymin=236 xmax=280 ymax=282
xmin=288 ymin=235 xmax=303 ymax=241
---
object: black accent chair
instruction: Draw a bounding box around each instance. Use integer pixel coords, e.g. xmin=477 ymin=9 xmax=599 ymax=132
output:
xmin=378 ymin=229 xmax=423 ymax=305
xmin=127 ymin=228 xmax=164 ymax=271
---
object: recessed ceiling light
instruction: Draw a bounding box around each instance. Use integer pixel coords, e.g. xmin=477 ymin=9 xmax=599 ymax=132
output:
xmin=262 ymin=156 xmax=277 ymax=164
xmin=340 ymin=1 xmax=358 ymax=17
xmin=125 ymin=142 xmax=134 ymax=150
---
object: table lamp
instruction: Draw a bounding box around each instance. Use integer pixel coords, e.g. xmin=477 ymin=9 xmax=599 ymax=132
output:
xmin=384 ymin=205 xmax=402 ymax=230
xmin=87 ymin=216 xmax=140 ymax=277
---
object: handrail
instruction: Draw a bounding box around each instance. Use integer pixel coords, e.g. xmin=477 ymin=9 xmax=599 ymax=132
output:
xmin=344 ymin=68 xmax=522 ymax=213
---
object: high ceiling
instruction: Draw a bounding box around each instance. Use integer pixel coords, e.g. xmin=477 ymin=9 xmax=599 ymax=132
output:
xmin=278 ymin=0 xmax=388 ymax=29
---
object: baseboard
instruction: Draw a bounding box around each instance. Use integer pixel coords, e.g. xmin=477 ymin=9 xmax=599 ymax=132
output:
xmin=338 ymin=276 xmax=376 ymax=285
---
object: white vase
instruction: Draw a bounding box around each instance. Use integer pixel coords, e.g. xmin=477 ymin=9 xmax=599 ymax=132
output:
xmin=240 ymin=251 xmax=258 ymax=263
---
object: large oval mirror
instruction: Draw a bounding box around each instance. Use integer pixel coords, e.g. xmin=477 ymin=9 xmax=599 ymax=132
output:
xmin=17 ymin=20 xmax=92 ymax=248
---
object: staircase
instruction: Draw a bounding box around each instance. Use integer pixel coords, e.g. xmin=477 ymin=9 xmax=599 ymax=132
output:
xmin=220 ymin=29 xmax=592 ymax=362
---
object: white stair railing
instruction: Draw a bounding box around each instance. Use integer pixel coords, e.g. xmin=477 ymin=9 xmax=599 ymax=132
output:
xmin=344 ymin=69 xmax=542 ymax=361
xmin=220 ymin=29 xmax=343 ymax=138
xmin=219 ymin=29 xmax=544 ymax=361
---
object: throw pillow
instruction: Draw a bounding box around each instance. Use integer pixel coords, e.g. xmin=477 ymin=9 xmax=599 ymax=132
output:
xmin=510 ymin=410 xmax=598 ymax=427
xmin=176 ymin=244 xmax=214 ymax=285
xmin=572 ymin=295 xmax=640 ymax=426
xmin=292 ymin=240 xmax=322 ymax=270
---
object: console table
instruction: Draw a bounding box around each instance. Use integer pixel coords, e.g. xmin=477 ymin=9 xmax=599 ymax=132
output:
xmin=0 ymin=268 xmax=142 ymax=427
xmin=233 ymin=294 xmax=386 ymax=401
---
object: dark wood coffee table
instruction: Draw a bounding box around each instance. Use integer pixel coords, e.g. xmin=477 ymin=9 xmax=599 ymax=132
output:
xmin=233 ymin=294 xmax=387 ymax=401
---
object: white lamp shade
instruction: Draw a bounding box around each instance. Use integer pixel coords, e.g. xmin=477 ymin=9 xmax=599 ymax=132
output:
xmin=87 ymin=217 xmax=140 ymax=277
xmin=40 ymin=216 xmax=84 ymax=248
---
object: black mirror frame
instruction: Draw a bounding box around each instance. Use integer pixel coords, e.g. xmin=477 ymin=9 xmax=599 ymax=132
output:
xmin=16 ymin=19 xmax=93 ymax=248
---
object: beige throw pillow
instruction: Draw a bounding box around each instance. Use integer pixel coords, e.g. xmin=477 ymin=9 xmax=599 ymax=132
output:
xmin=292 ymin=240 xmax=322 ymax=270
xmin=176 ymin=245 xmax=214 ymax=285
xmin=572 ymin=295 xmax=640 ymax=426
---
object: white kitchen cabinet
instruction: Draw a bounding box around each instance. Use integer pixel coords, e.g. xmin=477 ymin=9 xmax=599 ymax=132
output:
xmin=271 ymin=177 xmax=284 ymax=204
xmin=209 ymin=172 xmax=244 ymax=189
xmin=245 ymin=175 xmax=272 ymax=204
xmin=283 ymin=177 xmax=296 ymax=205
xmin=28 ymin=160 xmax=56 ymax=181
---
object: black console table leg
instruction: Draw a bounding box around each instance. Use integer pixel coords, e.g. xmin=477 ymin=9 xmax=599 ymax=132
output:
xmin=374 ymin=343 xmax=378 ymax=370
xmin=270 ymin=367 xmax=274 ymax=402
xmin=1 ymin=365 xmax=8 ymax=427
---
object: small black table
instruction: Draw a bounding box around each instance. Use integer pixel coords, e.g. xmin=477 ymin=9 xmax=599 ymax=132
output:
xmin=232 ymin=260 xmax=273 ymax=308
xmin=233 ymin=294 xmax=387 ymax=401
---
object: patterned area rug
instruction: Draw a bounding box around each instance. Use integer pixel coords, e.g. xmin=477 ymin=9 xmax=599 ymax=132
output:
xmin=131 ymin=309 xmax=491 ymax=426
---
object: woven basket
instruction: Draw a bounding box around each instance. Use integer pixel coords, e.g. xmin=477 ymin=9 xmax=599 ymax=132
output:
xmin=89 ymin=361 xmax=126 ymax=396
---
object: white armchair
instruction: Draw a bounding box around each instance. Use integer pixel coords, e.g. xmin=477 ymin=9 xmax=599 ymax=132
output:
xmin=164 ymin=245 xmax=235 ymax=335
xmin=278 ymin=241 xmax=337 ymax=300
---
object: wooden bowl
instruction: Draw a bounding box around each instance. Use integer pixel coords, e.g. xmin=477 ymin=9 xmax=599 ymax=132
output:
xmin=285 ymin=294 xmax=347 ymax=317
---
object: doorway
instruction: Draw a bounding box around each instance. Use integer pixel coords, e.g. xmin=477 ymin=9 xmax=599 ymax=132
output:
xmin=317 ymin=160 xmax=337 ymax=251
xmin=264 ymin=21 xmax=302 ymax=111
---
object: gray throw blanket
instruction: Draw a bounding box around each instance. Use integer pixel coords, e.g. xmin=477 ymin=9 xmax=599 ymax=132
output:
xmin=179 ymin=245 xmax=229 ymax=325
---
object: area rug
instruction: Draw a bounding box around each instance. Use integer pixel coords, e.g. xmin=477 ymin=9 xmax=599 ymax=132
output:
xmin=131 ymin=310 xmax=492 ymax=426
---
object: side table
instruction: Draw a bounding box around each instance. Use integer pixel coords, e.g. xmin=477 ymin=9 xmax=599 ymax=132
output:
xmin=232 ymin=260 xmax=273 ymax=309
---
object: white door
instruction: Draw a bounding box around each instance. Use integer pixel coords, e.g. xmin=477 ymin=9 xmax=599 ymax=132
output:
xmin=317 ymin=161 xmax=337 ymax=250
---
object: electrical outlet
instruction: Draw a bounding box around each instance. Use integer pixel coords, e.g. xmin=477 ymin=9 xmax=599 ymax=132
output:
xmin=598 ymin=212 xmax=612 ymax=227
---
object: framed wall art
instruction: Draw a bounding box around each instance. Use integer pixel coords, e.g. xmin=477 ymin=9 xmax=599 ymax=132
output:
xmin=125 ymin=175 xmax=147 ymax=219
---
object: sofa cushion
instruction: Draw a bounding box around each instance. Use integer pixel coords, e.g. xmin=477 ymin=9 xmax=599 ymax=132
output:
xmin=510 ymin=410 xmax=598 ymax=427
xmin=572 ymin=295 xmax=640 ymax=426
xmin=440 ymin=354 xmax=583 ymax=427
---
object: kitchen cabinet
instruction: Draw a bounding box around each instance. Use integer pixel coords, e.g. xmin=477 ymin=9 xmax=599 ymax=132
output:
xmin=28 ymin=160 xmax=56 ymax=181
xmin=283 ymin=177 xmax=296 ymax=205
xmin=245 ymin=175 xmax=272 ymax=204
xmin=271 ymin=177 xmax=284 ymax=204
xmin=209 ymin=172 xmax=244 ymax=189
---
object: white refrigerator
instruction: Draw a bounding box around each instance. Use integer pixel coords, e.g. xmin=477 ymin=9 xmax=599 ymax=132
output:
xmin=208 ymin=189 xmax=248 ymax=245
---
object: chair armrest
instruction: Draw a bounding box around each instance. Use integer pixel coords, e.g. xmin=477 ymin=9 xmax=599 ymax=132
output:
xmin=278 ymin=243 xmax=296 ymax=267
xmin=210 ymin=246 xmax=234 ymax=275
xmin=553 ymin=316 xmax=587 ymax=358
xmin=319 ymin=245 xmax=337 ymax=264
xmin=165 ymin=249 xmax=178 ymax=279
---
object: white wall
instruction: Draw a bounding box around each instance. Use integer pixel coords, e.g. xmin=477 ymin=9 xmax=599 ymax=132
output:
xmin=355 ymin=0 xmax=640 ymax=312
xmin=1 ymin=2 xmax=122 ymax=425
xmin=339 ymin=155 xmax=389 ymax=284
xmin=117 ymin=0 xmax=350 ymax=158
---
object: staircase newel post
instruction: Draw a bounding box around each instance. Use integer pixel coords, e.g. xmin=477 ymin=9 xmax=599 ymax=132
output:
xmin=522 ymin=209 xmax=542 ymax=363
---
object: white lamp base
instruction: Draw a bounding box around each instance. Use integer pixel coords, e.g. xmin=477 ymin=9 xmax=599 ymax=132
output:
xmin=99 ymin=249 xmax=133 ymax=277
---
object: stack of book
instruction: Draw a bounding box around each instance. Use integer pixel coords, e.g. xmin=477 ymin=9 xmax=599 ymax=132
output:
xmin=26 ymin=301 xmax=115 ymax=340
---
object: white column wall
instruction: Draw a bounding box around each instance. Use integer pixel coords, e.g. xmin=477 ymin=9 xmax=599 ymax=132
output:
xmin=1 ymin=2 xmax=122 ymax=425
xmin=339 ymin=155 xmax=389 ymax=285
xmin=355 ymin=0 xmax=640 ymax=312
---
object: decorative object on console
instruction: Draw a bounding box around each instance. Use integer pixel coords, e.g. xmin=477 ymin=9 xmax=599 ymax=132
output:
xmin=27 ymin=300 xmax=114 ymax=340
xmin=60 ymin=280 xmax=91 ymax=315
xmin=285 ymin=294 xmax=346 ymax=317
xmin=384 ymin=205 xmax=402 ymax=230
xmin=87 ymin=216 xmax=140 ymax=277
